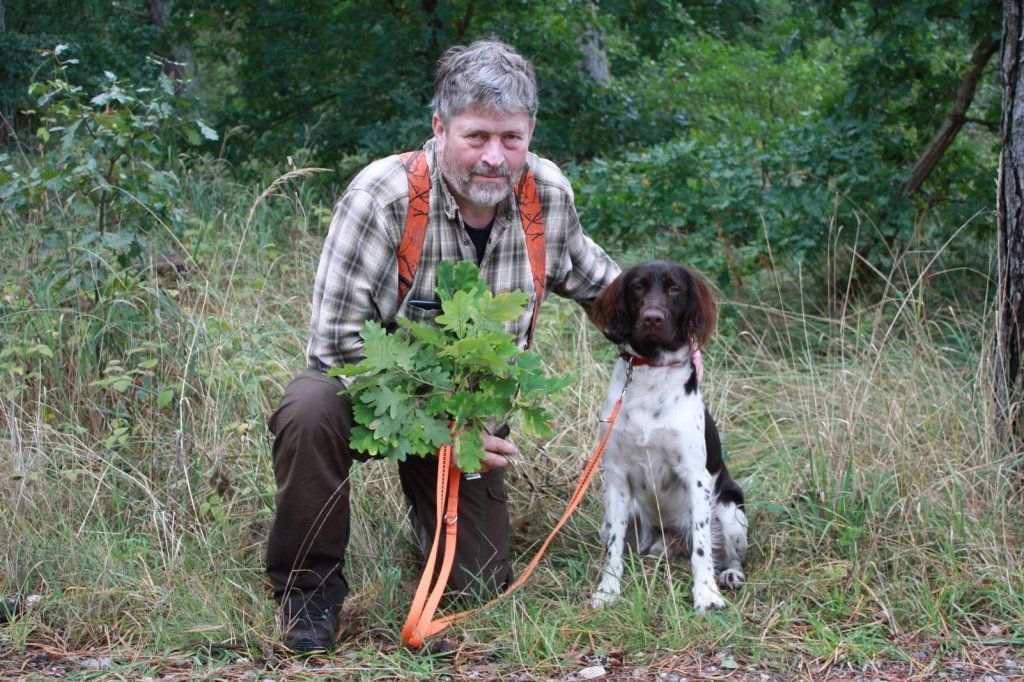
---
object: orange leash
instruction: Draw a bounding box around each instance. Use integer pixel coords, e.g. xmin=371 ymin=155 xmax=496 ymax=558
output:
xmin=400 ymin=398 xmax=625 ymax=648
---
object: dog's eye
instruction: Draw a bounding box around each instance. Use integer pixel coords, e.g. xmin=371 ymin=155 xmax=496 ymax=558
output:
xmin=668 ymin=285 xmax=681 ymax=295
xmin=632 ymin=281 xmax=645 ymax=291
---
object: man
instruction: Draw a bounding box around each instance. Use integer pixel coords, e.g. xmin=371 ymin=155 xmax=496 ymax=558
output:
xmin=267 ymin=39 xmax=620 ymax=651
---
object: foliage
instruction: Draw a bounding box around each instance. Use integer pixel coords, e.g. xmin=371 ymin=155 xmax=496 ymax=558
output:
xmin=170 ymin=0 xmax=691 ymax=164
xmin=569 ymin=1 xmax=998 ymax=292
xmin=329 ymin=261 xmax=572 ymax=472
xmin=1 ymin=47 xmax=216 ymax=297
xmin=2 ymin=1 xmax=1001 ymax=296
xmin=3 ymin=46 xmax=214 ymax=226
xmin=1 ymin=0 xmax=167 ymax=123
xmin=0 ymin=0 xmax=1015 ymax=674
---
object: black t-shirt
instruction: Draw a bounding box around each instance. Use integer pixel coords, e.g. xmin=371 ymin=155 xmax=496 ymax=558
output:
xmin=464 ymin=219 xmax=494 ymax=265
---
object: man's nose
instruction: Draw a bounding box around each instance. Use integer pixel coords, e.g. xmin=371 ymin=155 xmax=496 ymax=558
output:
xmin=481 ymin=137 xmax=504 ymax=167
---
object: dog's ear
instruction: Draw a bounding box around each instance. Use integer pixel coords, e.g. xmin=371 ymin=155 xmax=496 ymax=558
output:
xmin=588 ymin=269 xmax=632 ymax=344
xmin=681 ymin=266 xmax=717 ymax=349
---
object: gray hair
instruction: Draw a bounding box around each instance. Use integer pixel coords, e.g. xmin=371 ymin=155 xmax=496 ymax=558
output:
xmin=432 ymin=40 xmax=538 ymax=124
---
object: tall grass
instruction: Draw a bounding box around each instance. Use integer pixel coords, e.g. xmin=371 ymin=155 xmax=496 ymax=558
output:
xmin=0 ymin=162 xmax=1020 ymax=678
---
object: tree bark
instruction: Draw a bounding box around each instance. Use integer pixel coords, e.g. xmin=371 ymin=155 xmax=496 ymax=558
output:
xmin=996 ymin=0 xmax=1024 ymax=442
xmin=579 ymin=33 xmax=611 ymax=84
xmin=901 ymin=36 xmax=1000 ymax=196
xmin=144 ymin=0 xmax=192 ymax=93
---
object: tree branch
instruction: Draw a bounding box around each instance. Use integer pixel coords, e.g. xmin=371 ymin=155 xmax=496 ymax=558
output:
xmin=965 ymin=116 xmax=999 ymax=132
xmin=901 ymin=36 xmax=1000 ymax=196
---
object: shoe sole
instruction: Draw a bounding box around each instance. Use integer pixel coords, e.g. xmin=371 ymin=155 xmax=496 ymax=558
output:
xmin=285 ymin=635 xmax=336 ymax=653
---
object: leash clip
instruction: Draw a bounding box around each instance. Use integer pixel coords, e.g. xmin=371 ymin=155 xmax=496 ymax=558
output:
xmin=620 ymin=361 xmax=634 ymax=401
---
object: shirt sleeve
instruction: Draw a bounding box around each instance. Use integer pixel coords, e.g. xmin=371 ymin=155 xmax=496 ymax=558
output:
xmin=306 ymin=189 xmax=396 ymax=371
xmin=550 ymin=193 xmax=621 ymax=308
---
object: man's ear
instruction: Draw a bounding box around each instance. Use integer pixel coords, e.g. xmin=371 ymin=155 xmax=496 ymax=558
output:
xmin=432 ymin=113 xmax=445 ymax=140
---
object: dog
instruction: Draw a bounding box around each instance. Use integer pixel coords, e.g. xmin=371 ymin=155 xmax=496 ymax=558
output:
xmin=587 ymin=260 xmax=747 ymax=611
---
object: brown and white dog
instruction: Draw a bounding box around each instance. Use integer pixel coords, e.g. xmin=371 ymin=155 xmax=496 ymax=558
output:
xmin=588 ymin=261 xmax=747 ymax=611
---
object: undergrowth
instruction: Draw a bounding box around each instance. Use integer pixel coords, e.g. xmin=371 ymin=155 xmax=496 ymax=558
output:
xmin=0 ymin=160 xmax=1020 ymax=679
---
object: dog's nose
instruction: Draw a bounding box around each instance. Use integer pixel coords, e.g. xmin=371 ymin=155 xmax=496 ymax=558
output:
xmin=641 ymin=309 xmax=665 ymax=327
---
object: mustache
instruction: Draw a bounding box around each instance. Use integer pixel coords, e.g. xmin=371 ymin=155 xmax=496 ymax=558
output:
xmin=470 ymin=164 xmax=512 ymax=178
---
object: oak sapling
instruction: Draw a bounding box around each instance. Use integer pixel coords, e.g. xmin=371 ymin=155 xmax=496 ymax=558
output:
xmin=328 ymin=260 xmax=572 ymax=472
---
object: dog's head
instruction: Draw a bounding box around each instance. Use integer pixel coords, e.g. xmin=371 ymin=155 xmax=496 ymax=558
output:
xmin=590 ymin=260 xmax=716 ymax=358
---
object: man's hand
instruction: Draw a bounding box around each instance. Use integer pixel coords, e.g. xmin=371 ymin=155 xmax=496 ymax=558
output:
xmin=475 ymin=433 xmax=518 ymax=472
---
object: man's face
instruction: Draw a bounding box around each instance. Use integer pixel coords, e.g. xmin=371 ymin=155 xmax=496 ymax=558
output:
xmin=433 ymin=108 xmax=534 ymax=209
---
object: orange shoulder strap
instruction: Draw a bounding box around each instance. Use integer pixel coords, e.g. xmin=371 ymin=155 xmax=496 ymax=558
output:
xmin=396 ymin=151 xmax=547 ymax=346
xmin=515 ymin=168 xmax=546 ymax=347
xmin=397 ymin=150 xmax=431 ymax=306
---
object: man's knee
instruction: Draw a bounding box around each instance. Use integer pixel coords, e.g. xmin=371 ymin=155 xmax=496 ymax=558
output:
xmin=269 ymin=368 xmax=363 ymax=482
xmin=270 ymin=369 xmax=350 ymax=435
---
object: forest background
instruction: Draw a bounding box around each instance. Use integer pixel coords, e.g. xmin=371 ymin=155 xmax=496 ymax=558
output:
xmin=0 ymin=1 xmax=1019 ymax=679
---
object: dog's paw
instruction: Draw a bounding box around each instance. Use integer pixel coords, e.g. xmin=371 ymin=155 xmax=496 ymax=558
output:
xmin=692 ymin=583 xmax=727 ymax=612
xmin=588 ymin=589 xmax=619 ymax=609
xmin=716 ymin=568 xmax=746 ymax=590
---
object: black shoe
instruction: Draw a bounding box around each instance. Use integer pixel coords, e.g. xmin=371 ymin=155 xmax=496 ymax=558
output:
xmin=281 ymin=602 xmax=340 ymax=652
xmin=0 ymin=596 xmax=20 ymax=624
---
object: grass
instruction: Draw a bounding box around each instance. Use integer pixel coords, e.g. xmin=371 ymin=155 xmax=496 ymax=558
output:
xmin=1 ymin=160 xmax=1021 ymax=679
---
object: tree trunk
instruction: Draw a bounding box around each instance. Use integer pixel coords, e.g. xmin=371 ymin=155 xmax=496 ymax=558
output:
xmin=1 ymin=0 xmax=6 ymax=31
xmin=145 ymin=0 xmax=193 ymax=93
xmin=996 ymin=0 xmax=1024 ymax=441
xmin=579 ymin=32 xmax=611 ymax=84
xmin=901 ymin=37 xmax=1000 ymax=196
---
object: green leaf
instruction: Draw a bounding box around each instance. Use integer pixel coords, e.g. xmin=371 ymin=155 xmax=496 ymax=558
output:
xmin=519 ymin=405 xmax=554 ymax=437
xmin=197 ymin=120 xmax=219 ymax=141
xmin=363 ymin=384 xmax=403 ymax=419
xmin=438 ymin=333 xmax=517 ymax=373
xmin=436 ymin=260 xmax=487 ymax=300
xmin=434 ymin=290 xmax=476 ymax=334
xmin=418 ymin=415 xmax=453 ymax=449
xmin=399 ymin=318 xmax=447 ymax=349
xmin=157 ymin=389 xmax=174 ymax=407
xmin=349 ymin=426 xmax=383 ymax=456
xmin=478 ymin=290 xmax=530 ymax=322
xmin=455 ymin=428 xmax=486 ymax=473
xmin=359 ymin=320 xmax=416 ymax=371
xmin=29 ymin=344 xmax=54 ymax=359
xmin=328 ymin=363 xmax=365 ymax=377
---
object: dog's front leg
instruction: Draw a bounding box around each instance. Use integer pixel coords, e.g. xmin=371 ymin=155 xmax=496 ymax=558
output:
xmin=684 ymin=467 xmax=727 ymax=611
xmin=590 ymin=467 xmax=630 ymax=607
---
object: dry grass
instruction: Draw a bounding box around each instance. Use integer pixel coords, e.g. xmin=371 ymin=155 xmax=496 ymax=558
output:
xmin=1 ymin=171 xmax=1021 ymax=678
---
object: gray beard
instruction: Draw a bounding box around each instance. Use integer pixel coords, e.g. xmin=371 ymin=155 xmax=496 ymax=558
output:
xmin=438 ymin=145 xmax=519 ymax=208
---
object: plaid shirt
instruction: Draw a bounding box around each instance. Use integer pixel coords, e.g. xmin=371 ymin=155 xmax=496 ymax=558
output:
xmin=306 ymin=138 xmax=620 ymax=371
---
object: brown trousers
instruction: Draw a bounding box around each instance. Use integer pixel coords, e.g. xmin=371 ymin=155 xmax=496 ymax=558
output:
xmin=266 ymin=369 xmax=513 ymax=612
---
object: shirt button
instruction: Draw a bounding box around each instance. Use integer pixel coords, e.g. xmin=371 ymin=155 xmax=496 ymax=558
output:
xmin=463 ymin=239 xmax=470 ymax=245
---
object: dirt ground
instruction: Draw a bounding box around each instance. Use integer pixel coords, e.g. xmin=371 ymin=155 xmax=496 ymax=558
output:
xmin=1 ymin=641 xmax=1021 ymax=681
